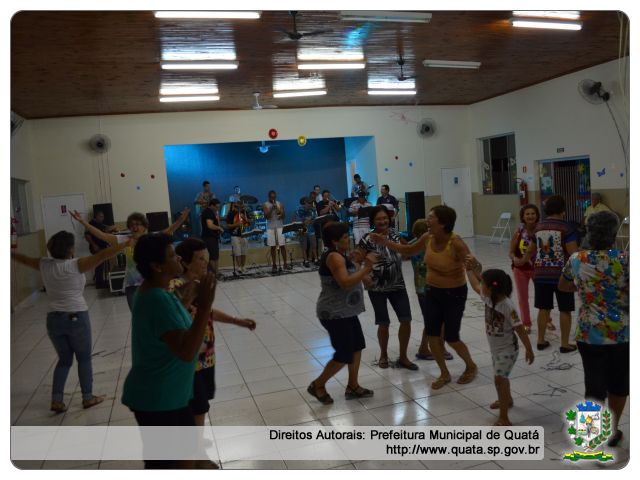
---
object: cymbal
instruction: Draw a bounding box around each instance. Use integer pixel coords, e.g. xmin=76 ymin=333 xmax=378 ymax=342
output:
xmin=240 ymin=195 xmax=258 ymax=204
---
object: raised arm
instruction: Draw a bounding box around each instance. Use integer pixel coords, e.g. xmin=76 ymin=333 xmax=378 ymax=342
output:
xmin=368 ymin=232 xmax=427 ymax=256
xmin=326 ymin=251 xmax=375 ymax=290
xmin=161 ymin=273 xmax=217 ymax=362
xmin=76 ymin=238 xmax=131 ymax=273
xmin=11 ymin=251 xmax=41 ymax=270
xmin=71 ymin=210 xmax=118 ymax=246
xmin=464 ymin=254 xmax=483 ymax=295
xmin=162 ymin=207 xmax=190 ymax=235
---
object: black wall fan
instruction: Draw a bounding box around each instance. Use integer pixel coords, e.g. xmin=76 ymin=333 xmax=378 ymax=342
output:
xmin=396 ymin=55 xmax=415 ymax=82
xmin=278 ymin=11 xmax=333 ymax=40
xmin=578 ymin=79 xmax=610 ymax=104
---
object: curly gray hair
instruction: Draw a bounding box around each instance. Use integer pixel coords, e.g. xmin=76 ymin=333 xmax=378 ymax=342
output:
xmin=585 ymin=211 xmax=619 ymax=250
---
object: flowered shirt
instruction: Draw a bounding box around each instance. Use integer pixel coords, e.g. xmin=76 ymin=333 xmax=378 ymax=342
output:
xmin=168 ymin=277 xmax=216 ymax=370
xmin=562 ymin=250 xmax=629 ymax=345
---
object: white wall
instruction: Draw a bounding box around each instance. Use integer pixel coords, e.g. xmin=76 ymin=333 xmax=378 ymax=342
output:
xmin=467 ymin=58 xmax=630 ymax=192
xmin=26 ymin=106 xmax=469 ymax=229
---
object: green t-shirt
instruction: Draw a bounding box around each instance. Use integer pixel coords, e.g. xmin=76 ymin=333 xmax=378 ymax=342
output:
xmin=121 ymin=288 xmax=196 ymax=411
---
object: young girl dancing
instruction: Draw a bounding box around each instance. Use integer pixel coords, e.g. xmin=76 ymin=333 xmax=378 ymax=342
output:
xmin=465 ymin=256 xmax=534 ymax=426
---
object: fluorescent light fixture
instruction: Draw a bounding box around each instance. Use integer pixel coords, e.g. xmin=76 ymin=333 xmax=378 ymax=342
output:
xmin=273 ymin=78 xmax=326 ymax=91
xmin=511 ymin=18 xmax=582 ymax=30
xmin=368 ymin=90 xmax=416 ymax=96
xmin=160 ymin=85 xmax=219 ymax=96
xmin=340 ymin=11 xmax=431 ymax=23
xmin=368 ymin=79 xmax=415 ymax=90
xmin=273 ymin=90 xmax=327 ymax=98
xmin=162 ymin=51 xmax=236 ymax=61
xmin=154 ymin=11 xmax=260 ymax=19
xmin=297 ymin=48 xmax=364 ymax=61
xmin=512 ymin=11 xmax=580 ymax=20
xmin=422 ymin=59 xmax=481 ymax=69
xmin=159 ymin=95 xmax=220 ymax=102
xmin=298 ymin=63 xmax=365 ymax=70
xmin=161 ymin=62 xmax=238 ymax=70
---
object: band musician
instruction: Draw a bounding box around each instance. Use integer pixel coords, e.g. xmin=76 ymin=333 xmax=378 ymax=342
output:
xmin=225 ymin=201 xmax=250 ymax=274
xmin=263 ymin=190 xmax=289 ymax=273
xmin=201 ymin=198 xmax=223 ymax=274
xmin=294 ymin=196 xmax=318 ymax=267
xmin=349 ymin=190 xmax=372 ymax=247
xmin=194 ymin=180 xmax=215 ymax=236
xmin=315 ymin=189 xmax=342 ymax=251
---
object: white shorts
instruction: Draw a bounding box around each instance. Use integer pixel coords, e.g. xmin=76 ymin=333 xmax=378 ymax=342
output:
xmin=230 ymin=236 xmax=248 ymax=256
xmin=353 ymin=226 xmax=370 ymax=247
xmin=266 ymin=228 xmax=285 ymax=247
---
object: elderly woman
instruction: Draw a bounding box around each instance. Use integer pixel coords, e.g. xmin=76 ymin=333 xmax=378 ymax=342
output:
xmin=307 ymin=221 xmax=376 ymax=404
xmin=559 ymin=211 xmax=629 ymax=447
xmin=11 ymin=230 xmax=130 ymax=413
xmin=369 ymin=205 xmax=477 ymax=389
xmin=120 ymin=234 xmax=216 ymax=469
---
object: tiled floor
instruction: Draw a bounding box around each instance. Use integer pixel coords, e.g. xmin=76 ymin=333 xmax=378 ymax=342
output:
xmin=11 ymin=238 xmax=629 ymax=469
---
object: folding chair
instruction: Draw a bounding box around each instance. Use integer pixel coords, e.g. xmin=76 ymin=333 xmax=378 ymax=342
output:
xmin=616 ymin=216 xmax=629 ymax=252
xmin=489 ymin=212 xmax=512 ymax=244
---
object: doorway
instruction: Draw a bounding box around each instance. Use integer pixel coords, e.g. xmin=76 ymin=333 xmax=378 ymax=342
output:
xmin=441 ymin=167 xmax=474 ymax=238
xmin=538 ymin=157 xmax=590 ymax=223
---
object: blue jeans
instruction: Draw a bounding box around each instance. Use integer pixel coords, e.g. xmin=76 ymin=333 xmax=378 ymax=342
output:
xmin=46 ymin=311 xmax=94 ymax=402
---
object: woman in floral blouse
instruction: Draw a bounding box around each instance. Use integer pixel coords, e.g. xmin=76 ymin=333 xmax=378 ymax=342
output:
xmin=559 ymin=211 xmax=628 ymax=447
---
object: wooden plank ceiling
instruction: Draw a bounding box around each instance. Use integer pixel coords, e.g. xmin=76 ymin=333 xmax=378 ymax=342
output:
xmin=11 ymin=10 xmax=622 ymax=119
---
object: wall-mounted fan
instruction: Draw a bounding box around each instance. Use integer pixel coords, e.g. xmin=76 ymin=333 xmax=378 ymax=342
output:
xmin=578 ymin=79 xmax=610 ymax=104
xmin=89 ymin=134 xmax=111 ymax=153
xmin=417 ymin=119 xmax=436 ymax=138
xmin=396 ymin=55 xmax=415 ymax=82
xmin=278 ymin=11 xmax=333 ymax=41
xmin=252 ymin=92 xmax=278 ymax=110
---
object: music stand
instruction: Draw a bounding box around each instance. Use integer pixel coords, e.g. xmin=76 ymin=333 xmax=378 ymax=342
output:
xmin=282 ymin=222 xmax=303 ymax=234
xmin=357 ymin=206 xmax=374 ymax=218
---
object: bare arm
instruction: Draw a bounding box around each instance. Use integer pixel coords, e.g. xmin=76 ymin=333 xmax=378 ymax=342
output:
xmin=212 ymin=309 xmax=256 ymax=330
xmin=369 ymin=232 xmax=427 ymax=255
xmin=463 ymin=254 xmax=483 ymax=295
xmin=71 ymin=210 xmax=118 ymax=246
xmin=326 ymin=251 xmax=374 ymax=290
xmin=205 ymin=218 xmax=223 ymax=232
xmin=10 ymin=252 xmax=41 ymax=270
xmin=162 ymin=207 xmax=190 ymax=235
xmin=558 ymin=275 xmax=577 ymax=292
xmin=514 ymin=324 xmax=534 ymax=364
xmin=161 ymin=273 xmax=216 ymax=362
xmin=77 ymin=239 xmax=130 ymax=273
xmin=508 ymin=230 xmax=519 ymax=263
xmin=565 ymin=240 xmax=578 ymax=256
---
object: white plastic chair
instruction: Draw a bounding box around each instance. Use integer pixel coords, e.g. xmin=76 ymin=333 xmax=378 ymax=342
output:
xmin=616 ymin=216 xmax=629 ymax=251
xmin=489 ymin=212 xmax=512 ymax=244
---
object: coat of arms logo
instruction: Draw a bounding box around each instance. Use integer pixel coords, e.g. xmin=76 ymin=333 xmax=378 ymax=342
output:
xmin=563 ymin=401 xmax=614 ymax=462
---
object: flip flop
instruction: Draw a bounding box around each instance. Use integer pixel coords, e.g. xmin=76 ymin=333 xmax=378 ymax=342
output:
xmin=443 ymin=351 xmax=454 ymax=360
xmin=537 ymin=341 xmax=550 ymax=351
xmin=378 ymin=358 xmax=389 ymax=369
xmin=559 ymin=344 xmax=578 ymax=353
xmin=396 ymin=359 xmax=419 ymax=371
xmin=345 ymin=385 xmax=374 ymax=399
xmin=415 ymin=352 xmax=434 ymax=361
xmin=431 ymin=376 xmax=451 ymax=390
xmin=457 ymin=366 xmax=478 ymax=384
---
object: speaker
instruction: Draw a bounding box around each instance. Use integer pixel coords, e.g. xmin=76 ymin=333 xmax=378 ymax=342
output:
xmin=405 ymin=191 xmax=426 ymax=233
xmin=146 ymin=211 xmax=170 ymax=232
xmin=92 ymin=203 xmax=114 ymax=226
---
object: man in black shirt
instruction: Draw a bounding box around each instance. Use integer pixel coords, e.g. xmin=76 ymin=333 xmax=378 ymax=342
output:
xmin=200 ymin=198 xmax=223 ymax=273
xmin=225 ymin=201 xmax=249 ymax=274
xmin=376 ymin=184 xmax=399 ymax=229
xmin=84 ymin=210 xmax=116 ymax=288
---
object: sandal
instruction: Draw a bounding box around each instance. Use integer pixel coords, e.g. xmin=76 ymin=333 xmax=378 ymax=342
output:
xmin=431 ymin=376 xmax=451 ymax=390
xmin=457 ymin=366 xmax=477 ymax=384
xmin=415 ymin=352 xmax=434 ymax=361
xmin=396 ymin=359 xmax=419 ymax=371
xmin=307 ymin=382 xmax=334 ymax=405
xmin=82 ymin=395 xmax=105 ymax=409
xmin=50 ymin=401 xmax=67 ymax=414
xmin=443 ymin=351 xmax=454 ymax=360
xmin=345 ymin=385 xmax=374 ymax=400
xmin=489 ymin=399 xmax=514 ymax=410
xmin=536 ymin=341 xmax=550 ymax=351
xmin=378 ymin=358 xmax=389 ymax=369
xmin=559 ymin=344 xmax=577 ymax=353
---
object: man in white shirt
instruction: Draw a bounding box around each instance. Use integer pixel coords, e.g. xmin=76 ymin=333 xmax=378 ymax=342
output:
xmin=349 ymin=191 xmax=372 ymax=247
xmin=263 ymin=190 xmax=289 ymax=273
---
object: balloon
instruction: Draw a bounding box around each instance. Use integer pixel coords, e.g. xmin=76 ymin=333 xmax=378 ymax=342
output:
xmin=268 ymin=128 xmax=278 ymax=139
xmin=297 ymin=135 xmax=307 ymax=147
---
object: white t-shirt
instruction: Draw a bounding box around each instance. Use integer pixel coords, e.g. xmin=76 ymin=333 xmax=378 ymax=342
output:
xmin=481 ymin=295 xmax=522 ymax=353
xmin=39 ymin=258 xmax=88 ymax=312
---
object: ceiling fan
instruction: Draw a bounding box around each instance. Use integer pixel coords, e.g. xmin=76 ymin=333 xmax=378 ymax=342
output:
xmin=251 ymin=92 xmax=278 ymax=110
xmin=258 ymin=140 xmax=280 ymax=154
xmin=278 ymin=11 xmax=333 ymax=41
xmin=396 ymin=55 xmax=416 ymax=82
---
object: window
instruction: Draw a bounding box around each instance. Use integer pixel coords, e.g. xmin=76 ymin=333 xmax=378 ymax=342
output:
xmin=481 ymin=133 xmax=517 ymax=194
xmin=11 ymin=178 xmax=32 ymax=235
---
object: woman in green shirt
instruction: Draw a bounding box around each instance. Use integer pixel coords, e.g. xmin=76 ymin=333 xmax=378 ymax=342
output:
xmin=121 ymin=234 xmax=216 ymax=469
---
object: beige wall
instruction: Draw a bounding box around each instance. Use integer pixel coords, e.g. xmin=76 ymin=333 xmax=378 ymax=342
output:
xmin=11 ymin=231 xmax=46 ymax=310
xmin=472 ymin=194 xmax=521 ymax=237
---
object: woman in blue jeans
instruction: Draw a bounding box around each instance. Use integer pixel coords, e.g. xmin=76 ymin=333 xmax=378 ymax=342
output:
xmin=11 ymin=230 xmax=131 ymax=413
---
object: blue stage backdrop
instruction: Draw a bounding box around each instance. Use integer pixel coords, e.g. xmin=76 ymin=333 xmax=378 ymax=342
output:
xmin=165 ymin=138 xmax=349 ymax=228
